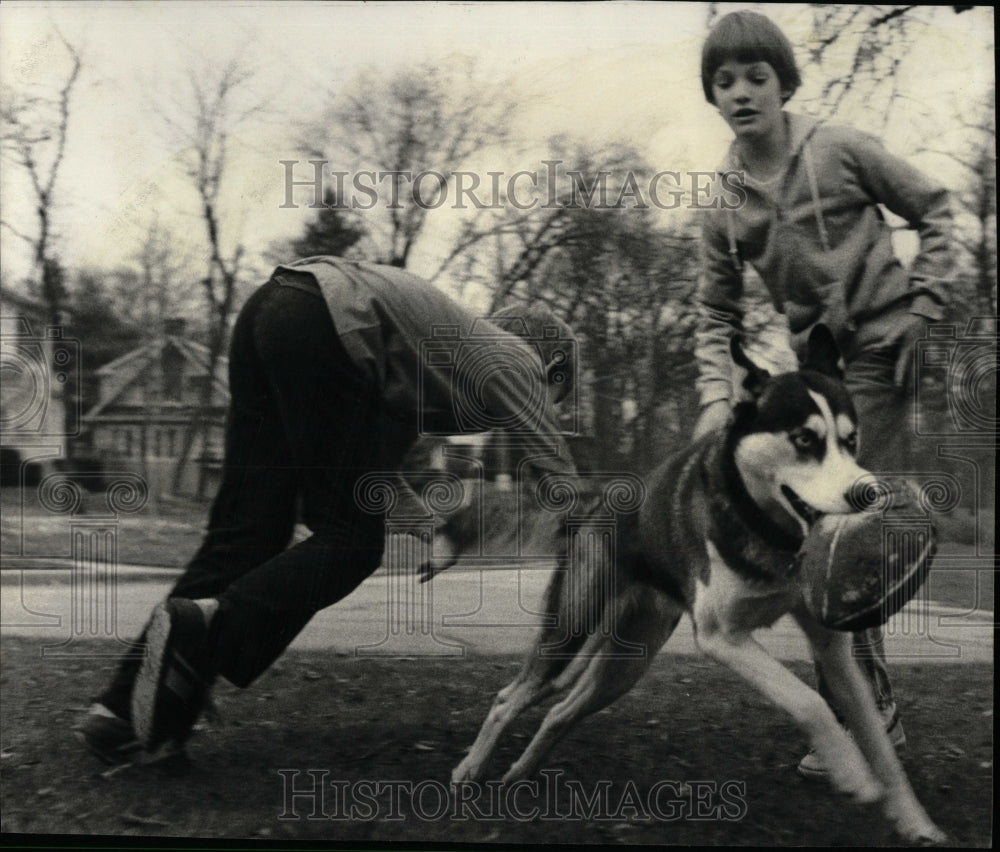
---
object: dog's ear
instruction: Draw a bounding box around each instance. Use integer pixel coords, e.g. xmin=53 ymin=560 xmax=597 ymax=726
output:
xmin=731 ymin=334 xmax=770 ymax=398
xmin=803 ymin=324 xmax=844 ymax=379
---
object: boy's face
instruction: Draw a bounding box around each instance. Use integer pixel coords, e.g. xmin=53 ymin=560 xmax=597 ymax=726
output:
xmin=710 ymin=59 xmax=787 ymax=142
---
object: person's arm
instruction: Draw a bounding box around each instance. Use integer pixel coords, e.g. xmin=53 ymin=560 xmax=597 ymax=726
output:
xmin=460 ymin=337 xmax=578 ymax=478
xmin=847 ymin=131 xmax=954 ymax=322
xmin=693 ymin=212 xmax=745 ymax=436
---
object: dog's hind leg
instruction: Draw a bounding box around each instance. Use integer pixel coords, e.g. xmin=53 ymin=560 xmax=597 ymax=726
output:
xmin=451 ymin=663 xmax=556 ymax=785
xmin=795 ymin=614 xmax=946 ymax=844
xmin=450 ymin=562 xmax=591 ymax=785
xmin=501 ymin=592 xmax=682 ymax=784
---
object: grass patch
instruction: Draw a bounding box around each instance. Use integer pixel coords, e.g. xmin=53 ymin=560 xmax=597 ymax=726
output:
xmin=2 ymin=487 xmax=207 ymax=569
xmin=0 ymin=637 xmax=992 ymax=846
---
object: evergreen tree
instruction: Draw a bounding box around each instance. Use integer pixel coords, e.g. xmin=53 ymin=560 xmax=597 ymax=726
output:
xmin=288 ymin=188 xmax=366 ymax=259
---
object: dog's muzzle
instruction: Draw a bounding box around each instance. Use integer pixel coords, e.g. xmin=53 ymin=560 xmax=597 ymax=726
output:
xmin=780 ymin=485 xmax=824 ymax=526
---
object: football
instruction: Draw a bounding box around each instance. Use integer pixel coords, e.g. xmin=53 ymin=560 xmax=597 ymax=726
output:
xmin=799 ymin=483 xmax=937 ymax=632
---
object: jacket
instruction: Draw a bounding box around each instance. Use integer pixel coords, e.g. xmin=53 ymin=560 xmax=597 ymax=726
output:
xmin=695 ymin=112 xmax=953 ymax=407
xmin=274 ymin=256 xmax=577 ymax=477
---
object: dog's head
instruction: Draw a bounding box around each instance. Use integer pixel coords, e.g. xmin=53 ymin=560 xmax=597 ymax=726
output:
xmin=728 ymin=325 xmax=872 ymax=536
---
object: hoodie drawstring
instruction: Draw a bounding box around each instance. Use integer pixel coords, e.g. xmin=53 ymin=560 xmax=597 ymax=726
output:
xmin=802 ymin=142 xmax=831 ymax=253
xmin=725 ymin=141 xmax=830 ymax=271
xmin=725 ymin=205 xmax=743 ymax=274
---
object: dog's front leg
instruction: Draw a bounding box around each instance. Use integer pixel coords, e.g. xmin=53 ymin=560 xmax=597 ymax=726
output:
xmin=796 ymin=614 xmax=946 ymax=844
xmin=692 ymin=599 xmax=881 ymax=802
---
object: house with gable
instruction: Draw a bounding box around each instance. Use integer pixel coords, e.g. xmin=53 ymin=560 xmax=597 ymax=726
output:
xmin=82 ymin=319 xmax=229 ymax=497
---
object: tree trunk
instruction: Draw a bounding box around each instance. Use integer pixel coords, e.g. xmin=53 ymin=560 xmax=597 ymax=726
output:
xmin=170 ymin=317 xmax=227 ymax=499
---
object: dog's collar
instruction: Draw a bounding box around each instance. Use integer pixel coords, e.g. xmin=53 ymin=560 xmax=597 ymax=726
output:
xmin=707 ymin=435 xmax=803 ymax=580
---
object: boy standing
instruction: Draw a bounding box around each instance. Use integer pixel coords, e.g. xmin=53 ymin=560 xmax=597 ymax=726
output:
xmin=693 ymin=11 xmax=953 ymax=777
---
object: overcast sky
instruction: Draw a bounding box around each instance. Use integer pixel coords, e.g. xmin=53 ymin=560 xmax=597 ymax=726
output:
xmin=0 ymin=2 xmax=994 ymax=299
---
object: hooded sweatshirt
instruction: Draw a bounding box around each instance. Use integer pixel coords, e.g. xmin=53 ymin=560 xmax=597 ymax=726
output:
xmin=695 ymin=112 xmax=953 ymax=408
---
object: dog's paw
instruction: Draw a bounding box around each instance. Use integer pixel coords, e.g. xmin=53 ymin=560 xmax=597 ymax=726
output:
xmin=883 ymin=788 xmax=947 ymax=844
xmin=897 ymin=821 xmax=948 ymax=846
xmin=887 ymin=803 xmax=948 ymax=845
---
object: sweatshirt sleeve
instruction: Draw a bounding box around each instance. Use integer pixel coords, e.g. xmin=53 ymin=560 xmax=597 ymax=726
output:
xmin=695 ymin=211 xmax=744 ymax=407
xmin=847 ymin=131 xmax=953 ymax=320
xmin=456 ymin=338 xmax=578 ymax=478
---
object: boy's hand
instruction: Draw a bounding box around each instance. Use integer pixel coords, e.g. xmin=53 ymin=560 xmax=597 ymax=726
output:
xmin=693 ymin=399 xmax=731 ymax=439
xmin=890 ymin=314 xmax=928 ymax=390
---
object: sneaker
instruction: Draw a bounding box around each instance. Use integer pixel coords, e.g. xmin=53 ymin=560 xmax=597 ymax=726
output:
xmin=131 ymin=598 xmax=216 ymax=750
xmin=797 ymin=711 xmax=906 ymax=780
xmin=75 ymin=708 xmax=142 ymax=765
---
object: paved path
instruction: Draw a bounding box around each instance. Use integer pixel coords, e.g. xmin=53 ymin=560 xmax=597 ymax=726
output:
xmin=1 ymin=561 xmax=992 ymax=663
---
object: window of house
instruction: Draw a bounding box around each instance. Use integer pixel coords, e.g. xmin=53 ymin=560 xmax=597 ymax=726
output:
xmin=205 ymin=426 xmax=224 ymax=459
xmin=188 ymin=375 xmax=210 ymax=398
xmin=116 ymin=429 xmax=133 ymax=458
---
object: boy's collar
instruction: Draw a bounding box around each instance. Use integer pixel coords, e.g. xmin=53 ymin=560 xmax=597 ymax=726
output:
xmin=725 ymin=112 xmax=822 ymax=170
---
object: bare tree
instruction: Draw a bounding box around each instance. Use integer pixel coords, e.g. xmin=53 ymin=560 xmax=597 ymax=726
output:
xmin=302 ymin=57 xmax=518 ymax=275
xmin=483 ymin=139 xmax=692 ymax=310
xmin=131 ymin=218 xmax=202 ymax=504
xmin=801 ymin=5 xmax=982 ymax=130
xmin=128 ymin=218 xmax=201 ymax=331
xmin=155 ymin=56 xmax=270 ymax=497
xmin=471 ymin=139 xmax=703 ymax=468
xmin=918 ymin=87 xmax=997 ymax=316
xmin=0 ymin=27 xmax=82 ymax=320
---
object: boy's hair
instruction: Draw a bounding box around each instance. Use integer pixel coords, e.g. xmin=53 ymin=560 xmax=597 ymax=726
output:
xmin=490 ymin=303 xmax=575 ymax=402
xmin=701 ymin=10 xmax=801 ymax=105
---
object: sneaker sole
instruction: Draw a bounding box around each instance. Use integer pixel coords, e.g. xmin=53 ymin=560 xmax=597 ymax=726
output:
xmin=76 ymin=729 xmax=182 ymax=767
xmin=131 ymin=601 xmax=173 ymax=749
xmin=796 ymin=759 xmax=829 ymax=780
xmin=74 ymin=729 xmax=142 ymax=765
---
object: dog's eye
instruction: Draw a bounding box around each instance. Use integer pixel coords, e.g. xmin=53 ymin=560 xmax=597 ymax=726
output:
xmin=792 ymin=431 xmax=816 ymax=451
xmin=844 ymin=431 xmax=858 ymax=452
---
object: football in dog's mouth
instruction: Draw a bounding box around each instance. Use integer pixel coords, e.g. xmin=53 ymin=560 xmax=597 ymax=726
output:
xmin=781 ymin=485 xmax=824 ymax=526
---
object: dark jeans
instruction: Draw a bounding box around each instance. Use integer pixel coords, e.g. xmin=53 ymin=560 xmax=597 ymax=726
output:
xmin=816 ymin=343 xmax=912 ymax=716
xmin=99 ymin=277 xmax=393 ymax=716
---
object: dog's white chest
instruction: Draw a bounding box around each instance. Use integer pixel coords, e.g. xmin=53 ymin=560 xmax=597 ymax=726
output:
xmin=694 ymin=542 xmax=798 ymax=634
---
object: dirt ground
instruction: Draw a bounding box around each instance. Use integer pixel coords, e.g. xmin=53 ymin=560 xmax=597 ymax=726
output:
xmin=0 ymin=637 xmax=992 ymax=848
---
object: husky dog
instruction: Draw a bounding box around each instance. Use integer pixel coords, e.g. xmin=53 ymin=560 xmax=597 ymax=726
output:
xmin=428 ymin=326 xmax=943 ymax=844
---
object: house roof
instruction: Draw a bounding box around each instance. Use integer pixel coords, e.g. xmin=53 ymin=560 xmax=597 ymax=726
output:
xmin=85 ymin=335 xmax=230 ymax=418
